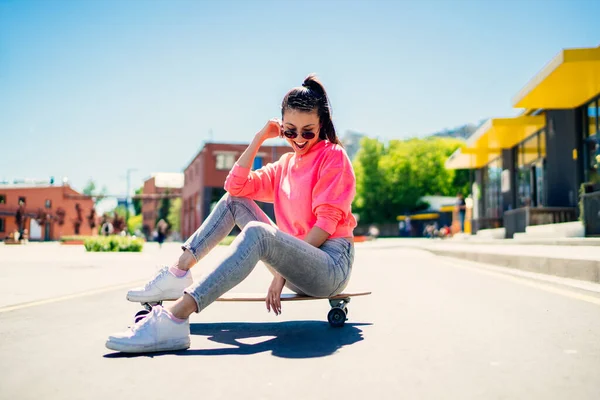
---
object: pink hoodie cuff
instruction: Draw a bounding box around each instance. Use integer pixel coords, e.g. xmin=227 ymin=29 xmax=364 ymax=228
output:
xmin=315 ymin=217 xmax=338 ymax=235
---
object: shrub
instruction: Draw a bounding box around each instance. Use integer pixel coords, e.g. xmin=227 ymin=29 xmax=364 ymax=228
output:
xmin=60 ymin=235 xmax=91 ymax=242
xmin=84 ymin=236 xmax=144 ymax=252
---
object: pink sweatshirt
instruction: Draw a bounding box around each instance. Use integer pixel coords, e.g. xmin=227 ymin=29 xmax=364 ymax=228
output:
xmin=224 ymin=140 xmax=357 ymax=240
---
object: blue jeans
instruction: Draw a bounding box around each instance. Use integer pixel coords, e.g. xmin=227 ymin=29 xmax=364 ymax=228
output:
xmin=181 ymin=194 xmax=354 ymax=313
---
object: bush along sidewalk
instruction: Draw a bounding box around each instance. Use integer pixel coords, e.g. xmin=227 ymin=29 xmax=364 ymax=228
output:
xmin=84 ymin=236 xmax=144 ymax=252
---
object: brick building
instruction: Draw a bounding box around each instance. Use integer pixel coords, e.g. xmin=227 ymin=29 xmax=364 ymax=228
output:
xmin=0 ymin=181 xmax=95 ymax=241
xmin=141 ymin=173 xmax=184 ymax=237
xmin=181 ymin=142 xmax=290 ymax=239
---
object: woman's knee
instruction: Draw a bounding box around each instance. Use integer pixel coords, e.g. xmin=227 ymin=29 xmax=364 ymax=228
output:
xmin=241 ymin=221 xmax=275 ymax=242
xmin=223 ymin=192 xmax=253 ymax=207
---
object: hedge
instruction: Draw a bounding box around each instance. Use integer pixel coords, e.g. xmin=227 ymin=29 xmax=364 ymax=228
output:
xmin=84 ymin=236 xmax=144 ymax=252
xmin=60 ymin=235 xmax=91 ymax=243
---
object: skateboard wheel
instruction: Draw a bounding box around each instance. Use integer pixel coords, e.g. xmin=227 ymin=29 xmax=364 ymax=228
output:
xmin=327 ymin=307 xmax=346 ymax=327
xmin=134 ymin=309 xmax=150 ymax=323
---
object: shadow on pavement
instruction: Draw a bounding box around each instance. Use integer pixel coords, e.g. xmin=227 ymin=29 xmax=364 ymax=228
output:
xmin=104 ymin=320 xmax=371 ymax=359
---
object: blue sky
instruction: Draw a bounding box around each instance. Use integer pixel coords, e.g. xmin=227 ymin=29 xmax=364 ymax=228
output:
xmin=1 ymin=0 xmax=598 ymax=197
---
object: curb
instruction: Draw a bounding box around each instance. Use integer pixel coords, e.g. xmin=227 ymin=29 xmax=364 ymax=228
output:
xmin=424 ymin=249 xmax=600 ymax=284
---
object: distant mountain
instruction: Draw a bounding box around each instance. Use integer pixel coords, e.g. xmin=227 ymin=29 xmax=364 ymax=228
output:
xmin=429 ymin=119 xmax=487 ymax=140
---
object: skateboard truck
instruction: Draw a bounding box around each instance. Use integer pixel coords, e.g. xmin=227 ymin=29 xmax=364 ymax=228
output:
xmin=133 ymin=301 xmax=163 ymax=324
xmin=327 ymin=297 xmax=350 ymax=327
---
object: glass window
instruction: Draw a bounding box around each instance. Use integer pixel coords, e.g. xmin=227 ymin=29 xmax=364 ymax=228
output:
xmin=516 ymin=129 xmax=546 ymax=207
xmin=584 ymin=98 xmax=600 ymax=183
xmin=485 ymin=158 xmax=503 ymax=219
xmin=0 ymin=218 xmax=4 ymax=233
xmin=521 ymin=134 xmax=539 ymax=165
xmin=0 ymin=194 xmax=5 ymax=204
xmin=517 ymin=166 xmax=532 ymax=207
xmin=588 ymin=100 xmax=598 ymax=137
xmin=45 ymin=200 xmax=52 ymax=209
xmin=18 ymin=197 xmax=26 ymax=205
xmin=216 ymin=154 xmax=236 ymax=170
xmin=539 ymin=129 xmax=546 ymax=158
xmin=535 ymin=159 xmax=546 ymax=207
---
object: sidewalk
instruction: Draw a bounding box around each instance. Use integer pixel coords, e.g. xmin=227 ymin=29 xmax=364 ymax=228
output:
xmin=362 ymin=238 xmax=600 ymax=284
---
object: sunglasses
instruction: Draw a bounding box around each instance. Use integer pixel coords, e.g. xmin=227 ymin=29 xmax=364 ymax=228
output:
xmin=282 ymin=130 xmax=316 ymax=140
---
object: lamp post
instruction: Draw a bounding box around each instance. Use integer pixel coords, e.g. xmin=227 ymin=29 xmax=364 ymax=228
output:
xmin=126 ymin=168 xmax=138 ymax=225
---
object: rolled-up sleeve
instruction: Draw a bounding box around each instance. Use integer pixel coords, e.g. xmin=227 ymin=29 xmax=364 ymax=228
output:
xmin=224 ymin=161 xmax=279 ymax=203
xmin=312 ymin=150 xmax=356 ymax=235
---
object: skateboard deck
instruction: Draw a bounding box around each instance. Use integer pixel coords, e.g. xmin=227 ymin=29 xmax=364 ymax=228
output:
xmin=134 ymin=291 xmax=371 ymax=327
xmin=216 ymin=291 xmax=371 ymax=302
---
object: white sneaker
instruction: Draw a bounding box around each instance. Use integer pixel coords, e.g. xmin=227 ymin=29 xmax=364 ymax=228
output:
xmin=127 ymin=266 xmax=193 ymax=303
xmin=105 ymin=306 xmax=190 ymax=353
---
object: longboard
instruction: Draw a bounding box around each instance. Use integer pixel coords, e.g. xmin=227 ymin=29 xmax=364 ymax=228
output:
xmin=216 ymin=291 xmax=371 ymax=302
xmin=134 ymin=291 xmax=371 ymax=327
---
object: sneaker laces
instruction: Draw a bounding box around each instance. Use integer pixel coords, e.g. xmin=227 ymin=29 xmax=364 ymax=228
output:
xmin=143 ymin=266 xmax=169 ymax=289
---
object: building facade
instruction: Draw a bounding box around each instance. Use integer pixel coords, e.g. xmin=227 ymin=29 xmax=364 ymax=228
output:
xmin=0 ymin=182 xmax=95 ymax=241
xmin=141 ymin=173 xmax=184 ymax=237
xmin=181 ymin=142 xmax=290 ymax=240
xmin=446 ymin=46 xmax=600 ymax=237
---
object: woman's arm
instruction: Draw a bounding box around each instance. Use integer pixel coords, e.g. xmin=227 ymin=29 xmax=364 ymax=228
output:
xmin=304 ymin=226 xmax=330 ymax=248
xmin=224 ymin=119 xmax=283 ymax=201
xmin=237 ymin=119 xmax=282 ymax=168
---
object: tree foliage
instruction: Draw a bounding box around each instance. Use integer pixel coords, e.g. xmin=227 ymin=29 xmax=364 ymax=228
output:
xmin=352 ymin=136 xmax=469 ymax=224
xmin=167 ymin=198 xmax=182 ymax=234
xmin=82 ymin=179 xmax=108 ymax=204
xmin=157 ymin=189 xmax=171 ymax=225
xmin=132 ymin=187 xmax=143 ymax=216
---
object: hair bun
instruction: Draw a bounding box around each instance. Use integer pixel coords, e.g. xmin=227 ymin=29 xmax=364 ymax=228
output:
xmin=302 ymin=74 xmax=324 ymax=95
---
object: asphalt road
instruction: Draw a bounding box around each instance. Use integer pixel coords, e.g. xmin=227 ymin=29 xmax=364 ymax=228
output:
xmin=1 ymin=241 xmax=599 ymax=400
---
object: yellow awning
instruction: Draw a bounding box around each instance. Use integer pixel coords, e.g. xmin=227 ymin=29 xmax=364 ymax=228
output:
xmin=512 ymin=47 xmax=600 ymax=109
xmin=445 ymin=115 xmax=545 ymax=169
xmin=445 ymin=148 xmax=499 ymax=169
xmin=467 ymin=116 xmax=546 ymax=150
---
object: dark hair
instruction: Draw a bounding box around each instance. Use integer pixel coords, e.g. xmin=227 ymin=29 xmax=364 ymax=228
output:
xmin=281 ymin=73 xmax=341 ymax=146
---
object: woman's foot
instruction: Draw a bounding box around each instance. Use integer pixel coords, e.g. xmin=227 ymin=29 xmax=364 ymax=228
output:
xmin=126 ymin=266 xmax=193 ymax=303
xmin=105 ymin=306 xmax=190 ymax=353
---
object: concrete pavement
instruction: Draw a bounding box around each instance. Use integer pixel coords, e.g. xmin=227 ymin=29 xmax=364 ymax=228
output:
xmin=369 ymin=238 xmax=600 ymax=284
xmin=1 ymin=241 xmax=599 ymax=399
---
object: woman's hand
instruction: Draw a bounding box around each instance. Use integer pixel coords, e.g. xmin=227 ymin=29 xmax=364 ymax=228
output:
xmin=257 ymin=118 xmax=283 ymax=142
xmin=266 ymin=275 xmax=286 ymax=315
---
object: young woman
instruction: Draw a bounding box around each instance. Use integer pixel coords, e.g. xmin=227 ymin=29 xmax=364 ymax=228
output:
xmin=106 ymin=74 xmax=358 ymax=353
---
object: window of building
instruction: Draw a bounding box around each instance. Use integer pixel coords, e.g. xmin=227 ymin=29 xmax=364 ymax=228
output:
xmin=517 ymin=129 xmax=546 ymax=207
xmin=583 ymin=98 xmax=599 ymax=183
xmin=0 ymin=218 xmax=4 ymax=233
xmin=0 ymin=194 xmax=5 ymax=204
xmin=216 ymin=153 xmax=236 ymax=170
xmin=18 ymin=197 xmax=26 ymax=205
xmin=252 ymin=157 xmax=263 ymax=170
xmin=484 ymin=158 xmax=503 ymax=219
xmin=45 ymin=199 xmax=52 ymax=209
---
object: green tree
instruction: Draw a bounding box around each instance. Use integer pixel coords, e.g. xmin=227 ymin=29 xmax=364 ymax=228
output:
xmin=82 ymin=180 xmax=96 ymax=196
xmin=352 ymin=136 xmax=469 ymax=225
xmin=82 ymin=179 xmax=108 ymax=204
xmin=132 ymin=187 xmax=143 ymax=216
xmin=352 ymin=137 xmax=387 ymax=223
xmin=127 ymin=214 xmax=143 ymax=235
xmin=156 ymin=189 xmax=171 ymax=225
xmin=167 ymin=198 xmax=182 ymax=235
xmin=113 ymin=205 xmax=127 ymax=219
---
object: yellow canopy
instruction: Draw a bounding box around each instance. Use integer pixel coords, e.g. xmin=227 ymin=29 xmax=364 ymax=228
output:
xmin=445 ymin=115 xmax=545 ymax=169
xmin=512 ymin=47 xmax=600 ymax=109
